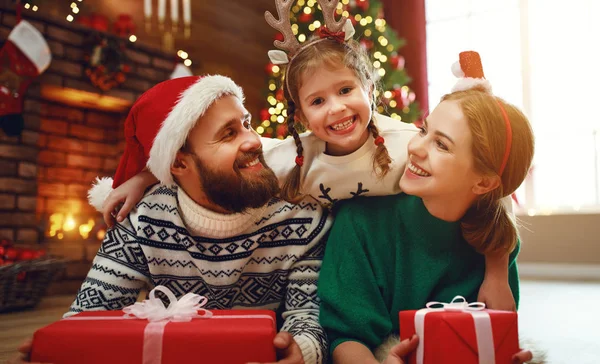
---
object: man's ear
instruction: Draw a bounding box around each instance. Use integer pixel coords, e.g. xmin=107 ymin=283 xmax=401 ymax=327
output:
xmin=472 ymin=175 xmax=501 ymax=195
xmin=170 ymin=151 xmax=191 ymax=178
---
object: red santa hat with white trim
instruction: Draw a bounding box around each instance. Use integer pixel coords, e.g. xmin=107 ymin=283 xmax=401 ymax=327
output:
xmin=451 ymin=51 xmax=492 ymax=93
xmin=87 ymin=75 xmax=244 ymax=211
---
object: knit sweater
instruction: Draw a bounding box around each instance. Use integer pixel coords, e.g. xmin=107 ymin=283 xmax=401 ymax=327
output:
xmin=67 ymin=184 xmax=332 ymax=364
xmin=262 ymin=114 xmax=418 ymax=207
xmin=317 ymin=194 xmax=520 ymax=355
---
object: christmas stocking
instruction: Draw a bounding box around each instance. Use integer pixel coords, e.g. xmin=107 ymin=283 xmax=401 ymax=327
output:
xmin=0 ymin=20 xmax=51 ymax=136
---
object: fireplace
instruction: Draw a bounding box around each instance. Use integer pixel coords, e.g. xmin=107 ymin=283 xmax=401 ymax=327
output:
xmin=0 ymin=5 xmax=175 ymax=293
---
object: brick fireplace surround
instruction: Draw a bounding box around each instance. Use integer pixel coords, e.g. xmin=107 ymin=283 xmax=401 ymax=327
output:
xmin=0 ymin=5 xmax=174 ymax=293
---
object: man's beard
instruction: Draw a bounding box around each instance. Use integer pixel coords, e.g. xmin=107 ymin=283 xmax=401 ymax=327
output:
xmin=191 ymin=150 xmax=280 ymax=213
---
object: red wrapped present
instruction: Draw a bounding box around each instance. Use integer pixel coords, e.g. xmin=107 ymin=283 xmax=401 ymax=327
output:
xmin=399 ymin=296 xmax=519 ymax=364
xmin=31 ymin=286 xmax=277 ymax=364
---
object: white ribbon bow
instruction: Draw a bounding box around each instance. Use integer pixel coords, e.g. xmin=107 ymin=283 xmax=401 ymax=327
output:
xmin=415 ymin=296 xmax=495 ymax=364
xmin=123 ymin=285 xmax=213 ymax=322
xmin=425 ymin=295 xmax=486 ymax=311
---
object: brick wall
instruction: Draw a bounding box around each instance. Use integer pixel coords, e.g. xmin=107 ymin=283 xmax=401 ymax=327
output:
xmin=0 ymin=5 xmax=173 ymax=291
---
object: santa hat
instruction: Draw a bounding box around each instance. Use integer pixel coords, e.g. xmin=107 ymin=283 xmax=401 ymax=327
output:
xmin=87 ymin=75 xmax=244 ymax=211
xmin=451 ymin=51 xmax=492 ymax=93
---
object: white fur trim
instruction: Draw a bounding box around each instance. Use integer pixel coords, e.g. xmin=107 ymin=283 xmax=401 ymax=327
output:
xmin=87 ymin=177 xmax=114 ymax=211
xmin=169 ymin=63 xmax=193 ymax=79
xmin=147 ymin=75 xmax=244 ymax=185
xmin=8 ymin=20 xmax=51 ymax=74
xmin=268 ymin=50 xmax=289 ymax=65
xmin=374 ymin=335 xmax=400 ymax=362
xmin=452 ymin=77 xmax=492 ymax=93
xmin=343 ymin=18 xmax=355 ymax=41
xmin=451 ymin=61 xmax=464 ymax=78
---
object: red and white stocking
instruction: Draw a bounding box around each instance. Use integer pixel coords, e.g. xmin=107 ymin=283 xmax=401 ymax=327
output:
xmin=0 ymin=20 xmax=51 ymax=136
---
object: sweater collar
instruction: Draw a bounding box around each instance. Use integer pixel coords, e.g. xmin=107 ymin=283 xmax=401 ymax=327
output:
xmin=177 ymin=186 xmax=267 ymax=238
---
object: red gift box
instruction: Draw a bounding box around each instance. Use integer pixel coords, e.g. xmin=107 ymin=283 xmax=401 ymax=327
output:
xmin=399 ymin=296 xmax=519 ymax=364
xmin=31 ymin=309 xmax=277 ymax=364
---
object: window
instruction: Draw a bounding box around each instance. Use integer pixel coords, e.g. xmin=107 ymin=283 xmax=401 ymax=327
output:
xmin=425 ymin=0 xmax=600 ymax=213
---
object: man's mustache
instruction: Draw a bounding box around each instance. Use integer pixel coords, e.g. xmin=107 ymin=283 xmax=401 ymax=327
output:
xmin=235 ymin=148 xmax=264 ymax=167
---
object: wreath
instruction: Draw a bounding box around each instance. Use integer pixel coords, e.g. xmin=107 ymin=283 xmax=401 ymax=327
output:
xmin=84 ymin=35 xmax=131 ymax=91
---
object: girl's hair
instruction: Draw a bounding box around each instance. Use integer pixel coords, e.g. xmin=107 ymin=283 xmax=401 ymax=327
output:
xmin=442 ymin=88 xmax=534 ymax=255
xmin=280 ymin=38 xmax=392 ymax=203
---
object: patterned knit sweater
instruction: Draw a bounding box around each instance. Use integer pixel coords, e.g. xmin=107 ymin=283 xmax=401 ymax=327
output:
xmin=67 ymin=184 xmax=332 ymax=364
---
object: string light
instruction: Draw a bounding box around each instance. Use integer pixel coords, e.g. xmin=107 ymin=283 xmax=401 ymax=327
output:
xmin=263 ymin=120 xmax=271 ymax=127
xmin=313 ymin=20 xmax=321 ymax=28
xmin=298 ymin=34 xmax=306 ymax=42
xmin=24 ymin=3 xmax=30 ymax=9
xmin=272 ymin=65 xmax=280 ymax=73
xmin=257 ymin=126 xmax=265 ymax=134
xmin=66 ymin=14 xmax=74 ymax=22
xmin=129 ymin=35 xmax=137 ymax=42
xmin=378 ymin=68 xmax=386 ymax=77
xmin=373 ymin=60 xmax=381 ymax=68
xmin=355 ymin=14 xmax=362 ymax=21
xmin=384 ymin=91 xmax=392 ymax=98
xmin=269 ymin=84 xmax=277 ymax=91
xmin=70 ymin=2 xmax=77 ymax=8
xmin=360 ymin=19 xmax=368 ymax=26
xmin=303 ymin=7 xmax=311 ymax=14
xmin=270 ymin=115 xmax=277 ymax=122
xmin=184 ymin=59 xmax=192 ymax=67
xmin=32 ymin=5 xmax=38 ymax=11
xmin=380 ymin=55 xmax=388 ymax=62
xmin=177 ymin=50 xmax=189 ymax=59
xmin=389 ymin=100 xmax=397 ymax=107
xmin=72 ymin=7 xmax=79 ymax=14
xmin=364 ymin=29 xmax=372 ymax=36
xmin=277 ymin=115 xmax=285 ymax=123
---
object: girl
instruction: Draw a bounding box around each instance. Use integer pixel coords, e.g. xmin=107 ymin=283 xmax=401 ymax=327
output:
xmin=317 ymin=55 xmax=535 ymax=363
xmin=90 ymin=2 xmax=515 ymax=311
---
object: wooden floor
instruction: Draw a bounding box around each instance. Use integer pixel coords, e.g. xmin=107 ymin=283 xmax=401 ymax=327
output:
xmin=2 ymin=280 xmax=599 ymax=363
xmin=0 ymin=295 xmax=73 ymax=362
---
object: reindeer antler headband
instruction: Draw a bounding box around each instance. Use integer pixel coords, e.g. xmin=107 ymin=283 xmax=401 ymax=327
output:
xmin=265 ymin=0 xmax=356 ymax=103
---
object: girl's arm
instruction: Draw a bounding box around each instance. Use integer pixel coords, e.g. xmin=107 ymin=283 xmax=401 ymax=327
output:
xmin=102 ymin=170 xmax=158 ymax=227
xmin=332 ymin=341 xmax=380 ymax=364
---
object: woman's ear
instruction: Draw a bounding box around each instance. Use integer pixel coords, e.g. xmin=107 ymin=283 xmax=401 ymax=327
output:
xmin=472 ymin=175 xmax=501 ymax=195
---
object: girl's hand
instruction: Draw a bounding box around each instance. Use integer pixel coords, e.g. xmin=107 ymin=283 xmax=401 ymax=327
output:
xmin=477 ymin=275 xmax=516 ymax=311
xmin=102 ymin=171 xmax=157 ymax=227
xmin=382 ymin=335 xmax=419 ymax=364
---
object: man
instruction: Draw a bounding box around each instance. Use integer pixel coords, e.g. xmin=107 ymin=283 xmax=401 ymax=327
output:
xmin=13 ymin=75 xmax=331 ymax=364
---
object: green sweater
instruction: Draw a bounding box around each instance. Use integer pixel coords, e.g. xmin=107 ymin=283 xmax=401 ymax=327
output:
xmin=318 ymin=194 xmax=520 ymax=355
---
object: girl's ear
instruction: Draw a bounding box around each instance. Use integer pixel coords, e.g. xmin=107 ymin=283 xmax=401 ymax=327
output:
xmin=295 ymin=109 xmax=310 ymax=128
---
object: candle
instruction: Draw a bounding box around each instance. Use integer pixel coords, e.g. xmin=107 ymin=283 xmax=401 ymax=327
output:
xmin=144 ymin=0 xmax=152 ymax=18
xmin=183 ymin=0 xmax=191 ymax=25
xmin=158 ymin=0 xmax=166 ymax=22
xmin=170 ymin=0 xmax=179 ymax=24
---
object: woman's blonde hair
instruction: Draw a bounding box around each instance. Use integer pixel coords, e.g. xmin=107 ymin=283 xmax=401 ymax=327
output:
xmin=280 ymin=38 xmax=392 ymax=203
xmin=442 ymin=88 xmax=534 ymax=254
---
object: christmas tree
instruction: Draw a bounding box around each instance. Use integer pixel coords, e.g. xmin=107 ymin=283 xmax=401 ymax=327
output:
xmin=257 ymin=0 xmax=421 ymax=138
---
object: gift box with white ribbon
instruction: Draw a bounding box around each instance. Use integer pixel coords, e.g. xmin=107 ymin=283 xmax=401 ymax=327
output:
xmin=31 ymin=286 xmax=277 ymax=364
xmin=399 ymin=296 xmax=519 ymax=364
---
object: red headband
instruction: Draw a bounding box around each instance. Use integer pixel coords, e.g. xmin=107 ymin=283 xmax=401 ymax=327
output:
xmin=494 ymin=100 xmax=512 ymax=176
